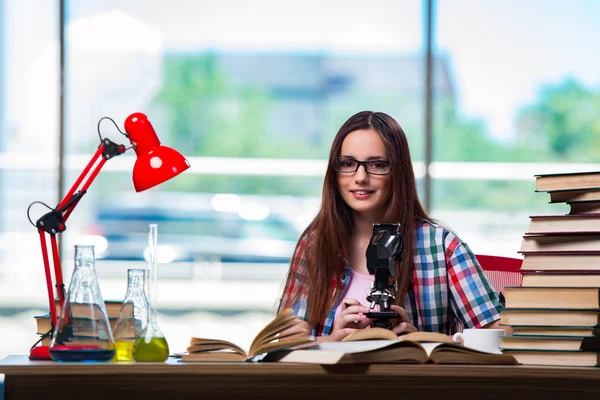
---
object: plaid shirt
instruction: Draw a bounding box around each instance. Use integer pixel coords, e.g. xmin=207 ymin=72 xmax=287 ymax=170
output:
xmin=279 ymin=220 xmax=502 ymax=336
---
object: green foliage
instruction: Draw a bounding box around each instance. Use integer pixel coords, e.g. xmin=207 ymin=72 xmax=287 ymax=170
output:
xmin=516 ymin=79 xmax=600 ymax=161
xmin=430 ymin=79 xmax=600 ymax=210
xmin=151 ymin=53 xmax=327 ymax=194
xmin=149 ymin=53 xmax=600 ymax=208
xmin=432 ymin=179 xmax=556 ymax=212
xmin=153 ymin=53 xmax=318 ymax=160
xmin=432 ymin=98 xmax=548 ymax=162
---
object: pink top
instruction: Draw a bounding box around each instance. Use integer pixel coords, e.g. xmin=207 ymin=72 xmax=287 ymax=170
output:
xmin=334 ymin=269 xmax=375 ymax=321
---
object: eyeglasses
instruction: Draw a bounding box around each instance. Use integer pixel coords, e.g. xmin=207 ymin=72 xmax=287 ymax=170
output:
xmin=334 ymin=158 xmax=392 ymax=175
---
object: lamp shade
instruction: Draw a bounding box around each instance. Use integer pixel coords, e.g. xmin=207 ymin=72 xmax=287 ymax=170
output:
xmin=124 ymin=113 xmax=190 ymax=192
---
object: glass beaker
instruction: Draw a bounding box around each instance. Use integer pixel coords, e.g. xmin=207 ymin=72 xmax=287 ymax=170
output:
xmin=133 ymin=224 xmax=170 ymax=362
xmin=113 ymin=269 xmax=149 ymax=361
xmin=49 ymin=245 xmax=115 ymax=362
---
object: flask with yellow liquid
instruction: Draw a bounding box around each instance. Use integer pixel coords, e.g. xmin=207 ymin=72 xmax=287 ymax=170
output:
xmin=133 ymin=224 xmax=170 ymax=362
xmin=113 ymin=269 xmax=148 ymax=361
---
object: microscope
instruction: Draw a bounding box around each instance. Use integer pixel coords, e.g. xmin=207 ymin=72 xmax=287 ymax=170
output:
xmin=365 ymin=223 xmax=404 ymax=330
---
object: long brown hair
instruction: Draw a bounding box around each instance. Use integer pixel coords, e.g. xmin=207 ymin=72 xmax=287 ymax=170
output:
xmin=282 ymin=111 xmax=430 ymax=328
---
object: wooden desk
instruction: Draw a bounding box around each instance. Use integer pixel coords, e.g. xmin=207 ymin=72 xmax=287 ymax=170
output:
xmin=2 ymin=354 xmax=600 ymax=400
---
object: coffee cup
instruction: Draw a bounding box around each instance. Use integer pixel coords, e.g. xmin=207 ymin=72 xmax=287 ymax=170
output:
xmin=452 ymin=328 xmax=503 ymax=354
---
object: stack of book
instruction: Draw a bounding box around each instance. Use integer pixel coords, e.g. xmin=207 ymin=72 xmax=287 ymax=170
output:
xmin=501 ymin=171 xmax=600 ymax=367
xmin=35 ymin=300 xmax=122 ymax=346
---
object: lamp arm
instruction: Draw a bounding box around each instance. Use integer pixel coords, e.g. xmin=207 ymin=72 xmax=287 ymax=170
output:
xmin=35 ymin=139 xmax=127 ymax=328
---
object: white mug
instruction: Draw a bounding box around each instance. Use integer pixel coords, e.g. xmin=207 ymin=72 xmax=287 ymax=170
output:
xmin=452 ymin=328 xmax=503 ymax=354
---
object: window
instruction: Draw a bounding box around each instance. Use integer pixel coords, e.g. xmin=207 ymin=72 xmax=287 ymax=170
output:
xmin=2 ymin=0 xmax=598 ymax=361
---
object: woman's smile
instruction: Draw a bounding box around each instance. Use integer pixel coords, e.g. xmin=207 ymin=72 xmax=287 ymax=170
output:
xmin=350 ymin=189 xmax=375 ymax=200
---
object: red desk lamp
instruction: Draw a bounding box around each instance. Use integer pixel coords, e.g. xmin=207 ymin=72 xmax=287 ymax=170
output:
xmin=28 ymin=113 xmax=190 ymax=360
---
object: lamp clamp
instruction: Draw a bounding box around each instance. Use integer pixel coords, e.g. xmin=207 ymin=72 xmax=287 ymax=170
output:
xmin=100 ymin=138 xmax=126 ymax=160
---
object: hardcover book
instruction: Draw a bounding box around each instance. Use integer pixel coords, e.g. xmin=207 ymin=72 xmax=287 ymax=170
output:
xmin=35 ymin=314 xmax=118 ymax=335
xmin=181 ymin=309 xmax=314 ymax=362
xmin=535 ymin=171 xmax=600 ymax=192
xmin=502 ymin=349 xmax=600 ymax=367
xmin=501 ymin=308 xmax=600 ymax=327
xmin=526 ymin=214 xmax=600 ymax=235
xmin=501 ymin=335 xmax=600 ymax=351
xmin=568 ymin=201 xmax=600 ymax=215
xmin=265 ymin=329 xmax=517 ymax=365
xmin=504 ymin=287 xmax=600 ymax=309
xmin=519 ymin=235 xmax=600 ymax=254
xmin=505 ymin=325 xmax=600 ymax=337
xmin=52 ymin=299 xmax=122 ymax=318
xmin=520 ymin=254 xmax=600 ymax=271
xmin=549 ymin=190 xmax=600 ymax=204
xmin=521 ymin=271 xmax=600 ymax=287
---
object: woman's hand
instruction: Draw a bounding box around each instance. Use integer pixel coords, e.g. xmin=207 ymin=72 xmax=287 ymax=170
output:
xmin=328 ymin=298 xmax=372 ymax=342
xmin=390 ymin=305 xmax=418 ymax=335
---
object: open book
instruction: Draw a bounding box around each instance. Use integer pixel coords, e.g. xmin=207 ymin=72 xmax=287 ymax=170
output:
xmin=263 ymin=328 xmax=518 ymax=365
xmin=181 ymin=309 xmax=314 ymax=362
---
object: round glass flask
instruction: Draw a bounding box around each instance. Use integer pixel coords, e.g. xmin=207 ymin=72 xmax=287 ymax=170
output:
xmin=49 ymin=245 xmax=115 ymax=362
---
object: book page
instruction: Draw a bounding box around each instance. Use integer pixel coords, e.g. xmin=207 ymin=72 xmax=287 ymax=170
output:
xmin=275 ymin=349 xmax=347 ymax=364
xmin=420 ymin=342 xmax=450 ymax=357
xmin=318 ymin=340 xmax=400 ymax=353
xmin=250 ymin=334 xmax=315 ymax=358
xmin=342 ymin=327 xmax=397 ymax=341
xmin=399 ymin=331 xmax=455 ymax=344
xmin=181 ymin=351 xmax=247 ymax=362
xmin=248 ymin=309 xmax=314 ymax=357
xmin=343 ymin=328 xmax=454 ymax=344
xmin=272 ymin=340 xmax=426 ymax=364
xmin=188 ymin=338 xmax=247 ymax=356
xmin=184 ymin=309 xmax=313 ymax=360
xmin=249 ymin=309 xmax=297 ymax=348
xmin=250 ymin=317 xmax=304 ymax=350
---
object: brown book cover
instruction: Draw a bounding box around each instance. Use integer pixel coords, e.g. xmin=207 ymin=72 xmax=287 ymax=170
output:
xmin=526 ymin=214 xmax=600 ymax=235
xmin=521 ymin=254 xmax=600 ymax=271
xmin=550 ymin=190 xmax=600 ymax=204
xmin=505 ymin=325 xmax=600 ymax=337
xmin=35 ymin=314 xmax=117 ymax=335
xmin=519 ymin=235 xmax=600 ymax=254
xmin=569 ymin=201 xmax=600 ymax=215
xmin=502 ymin=349 xmax=600 ymax=367
xmin=53 ymin=299 xmax=122 ymax=319
xmin=501 ymin=335 xmax=600 ymax=352
xmin=501 ymin=308 xmax=600 ymax=327
xmin=265 ymin=330 xmax=517 ymax=365
xmin=521 ymin=271 xmax=600 ymax=287
xmin=535 ymin=171 xmax=600 ymax=192
xmin=504 ymin=287 xmax=600 ymax=309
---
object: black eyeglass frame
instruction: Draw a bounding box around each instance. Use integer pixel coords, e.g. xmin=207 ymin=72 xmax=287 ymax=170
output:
xmin=333 ymin=158 xmax=392 ymax=176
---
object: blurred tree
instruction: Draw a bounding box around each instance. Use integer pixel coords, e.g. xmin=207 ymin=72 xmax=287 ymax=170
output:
xmin=516 ymin=79 xmax=600 ymax=161
xmin=432 ymin=98 xmax=545 ymax=162
xmin=150 ymin=54 xmax=600 ymax=204
xmin=151 ymin=53 xmax=324 ymax=195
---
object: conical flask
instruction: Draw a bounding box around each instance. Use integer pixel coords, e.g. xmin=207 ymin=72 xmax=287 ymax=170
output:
xmin=49 ymin=245 xmax=115 ymax=362
xmin=113 ymin=269 xmax=149 ymax=361
xmin=133 ymin=224 xmax=170 ymax=362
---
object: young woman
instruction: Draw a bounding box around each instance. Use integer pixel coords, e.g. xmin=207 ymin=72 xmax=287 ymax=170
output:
xmin=279 ymin=111 xmax=503 ymax=342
